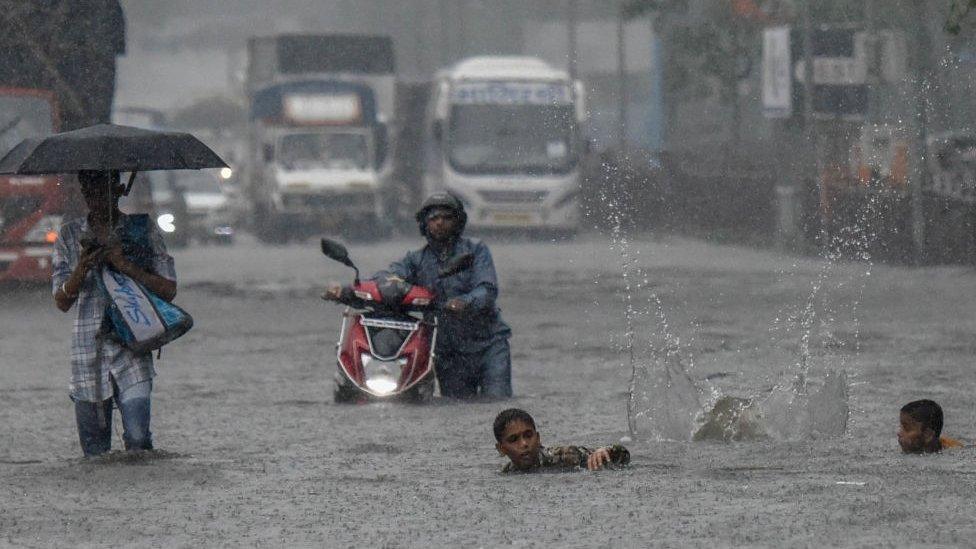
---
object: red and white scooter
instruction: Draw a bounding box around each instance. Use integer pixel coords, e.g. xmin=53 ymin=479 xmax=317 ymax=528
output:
xmin=320 ymin=238 xmax=472 ymax=403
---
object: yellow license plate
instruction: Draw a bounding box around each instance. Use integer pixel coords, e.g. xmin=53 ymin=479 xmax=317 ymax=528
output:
xmin=491 ymin=212 xmax=534 ymax=224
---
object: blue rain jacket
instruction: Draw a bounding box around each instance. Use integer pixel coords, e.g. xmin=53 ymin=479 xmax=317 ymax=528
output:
xmin=388 ymin=237 xmax=511 ymax=354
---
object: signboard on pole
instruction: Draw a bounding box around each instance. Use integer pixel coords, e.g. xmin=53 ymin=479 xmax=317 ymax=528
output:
xmin=793 ymin=28 xmax=868 ymax=119
xmin=762 ymin=26 xmax=792 ymax=118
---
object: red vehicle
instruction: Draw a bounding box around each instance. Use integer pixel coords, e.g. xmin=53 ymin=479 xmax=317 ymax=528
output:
xmin=0 ymin=88 xmax=62 ymax=283
xmin=319 ymin=238 xmax=472 ymax=403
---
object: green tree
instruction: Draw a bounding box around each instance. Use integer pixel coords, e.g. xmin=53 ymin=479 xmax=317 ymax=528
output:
xmin=947 ymin=0 xmax=976 ymax=33
xmin=622 ymin=0 xmax=766 ymax=161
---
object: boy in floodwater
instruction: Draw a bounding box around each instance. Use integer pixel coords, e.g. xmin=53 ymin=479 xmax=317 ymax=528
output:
xmin=493 ymin=408 xmax=630 ymax=473
xmin=898 ymin=399 xmax=964 ymax=453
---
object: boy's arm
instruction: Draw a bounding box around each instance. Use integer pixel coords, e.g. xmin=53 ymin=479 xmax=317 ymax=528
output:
xmin=547 ymin=446 xmax=592 ymax=468
xmin=583 ymin=444 xmax=630 ymax=471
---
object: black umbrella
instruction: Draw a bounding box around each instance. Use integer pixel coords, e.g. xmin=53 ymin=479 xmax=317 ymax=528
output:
xmin=0 ymin=123 xmax=227 ymax=176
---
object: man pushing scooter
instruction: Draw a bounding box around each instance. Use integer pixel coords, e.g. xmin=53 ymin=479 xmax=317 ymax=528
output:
xmin=325 ymin=192 xmax=512 ymax=399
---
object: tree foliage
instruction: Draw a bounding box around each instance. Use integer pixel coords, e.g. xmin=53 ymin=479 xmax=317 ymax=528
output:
xmin=0 ymin=0 xmax=124 ymax=129
xmin=623 ymin=0 xmax=762 ymax=102
xmin=947 ymin=0 xmax=976 ymax=33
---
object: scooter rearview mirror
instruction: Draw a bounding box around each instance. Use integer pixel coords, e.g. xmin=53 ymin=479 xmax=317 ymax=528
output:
xmin=321 ymin=238 xmax=351 ymax=265
xmin=438 ymin=252 xmax=474 ymax=278
xmin=321 ymin=238 xmax=360 ymax=283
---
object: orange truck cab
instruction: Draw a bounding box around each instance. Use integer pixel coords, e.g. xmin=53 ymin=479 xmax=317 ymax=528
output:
xmin=0 ymin=87 xmax=62 ymax=284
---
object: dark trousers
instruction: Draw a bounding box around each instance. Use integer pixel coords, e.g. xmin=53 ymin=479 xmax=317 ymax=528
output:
xmin=74 ymin=379 xmax=153 ymax=457
xmin=437 ymin=338 xmax=512 ymax=399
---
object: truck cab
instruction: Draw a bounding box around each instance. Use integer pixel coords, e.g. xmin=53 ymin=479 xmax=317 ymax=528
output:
xmin=249 ymin=81 xmax=386 ymax=241
xmin=244 ymin=35 xmax=395 ymax=242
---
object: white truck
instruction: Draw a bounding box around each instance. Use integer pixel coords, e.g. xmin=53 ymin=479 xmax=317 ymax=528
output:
xmin=423 ymin=56 xmax=586 ymax=234
xmin=244 ymin=34 xmax=395 ymax=242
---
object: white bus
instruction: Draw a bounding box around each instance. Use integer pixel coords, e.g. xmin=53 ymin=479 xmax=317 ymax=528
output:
xmin=423 ymin=57 xmax=586 ymax=233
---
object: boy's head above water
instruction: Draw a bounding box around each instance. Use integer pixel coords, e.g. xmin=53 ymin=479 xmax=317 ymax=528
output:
xmin=493 ymin=408 xmax=541 ymax=470
xmin=898 ymin=399 xmax=943 ymax=453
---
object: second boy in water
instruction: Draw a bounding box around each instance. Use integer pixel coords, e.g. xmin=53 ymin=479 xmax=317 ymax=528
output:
xmin=898 ymin=399 xmax=964 ymax=453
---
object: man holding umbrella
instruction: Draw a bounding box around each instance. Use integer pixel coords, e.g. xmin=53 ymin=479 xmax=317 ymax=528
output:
xmin=52 ymin=170 xmax=176 ymax=456
xmin=0 ymin=122 xmax=226 ymax=456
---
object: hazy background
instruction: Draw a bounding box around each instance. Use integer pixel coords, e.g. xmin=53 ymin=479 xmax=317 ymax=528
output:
xmin=117 ymin=0 xmax=662 ymax=150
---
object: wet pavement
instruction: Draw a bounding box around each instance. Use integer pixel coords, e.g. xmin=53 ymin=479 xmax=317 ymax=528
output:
xmin=1 ymin=234 xmax=975 ymax=547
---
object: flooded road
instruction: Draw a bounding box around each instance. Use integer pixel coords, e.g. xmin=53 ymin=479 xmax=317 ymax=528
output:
xmin=2 ymin=235 xmax=975 ymax=547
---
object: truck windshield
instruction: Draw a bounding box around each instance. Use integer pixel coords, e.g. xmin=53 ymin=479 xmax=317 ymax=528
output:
xmin=447 ymin=104 xmax=576 ymax=175
xmin=277 ymin=132 xmax=369 ymax=171
xmin=0 ymin=95 xmax=55 ymax=156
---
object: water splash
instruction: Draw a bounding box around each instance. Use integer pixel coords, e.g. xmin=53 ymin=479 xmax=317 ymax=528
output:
xmin=618 ymin=183 xmax=884 ymax=442
xmin=753 ymin=192 xmax=881 ymax=440
xmin=592 ymin=162 xmax=704 ymax=440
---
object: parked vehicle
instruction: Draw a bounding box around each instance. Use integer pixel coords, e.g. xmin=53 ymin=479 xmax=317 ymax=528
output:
xmin=244 ymin=34 xmax=396 ymax=242
xmin=319 ymin=238 xmax=472 ymax=403
xmin=174 ymin=170 xmax=235 ymax=245
xmin=923 ymin=131 xmax=976 ymax=263
xmin=0 ymin=88 xmax=62 ymax=283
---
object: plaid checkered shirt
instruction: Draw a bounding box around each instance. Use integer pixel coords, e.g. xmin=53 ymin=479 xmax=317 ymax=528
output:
xmin=51 ymin=215 xmax=176 ymax=402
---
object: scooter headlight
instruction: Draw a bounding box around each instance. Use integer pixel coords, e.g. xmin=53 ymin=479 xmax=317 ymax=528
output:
xmin=361 ymin=353 xmax=408 ymax=396
xmin=365 ymin=377 xmax=398 ymax=395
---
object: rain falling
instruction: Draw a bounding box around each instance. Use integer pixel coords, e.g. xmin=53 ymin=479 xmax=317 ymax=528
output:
xmin=1 ymin=1 xmax=975 ymax=546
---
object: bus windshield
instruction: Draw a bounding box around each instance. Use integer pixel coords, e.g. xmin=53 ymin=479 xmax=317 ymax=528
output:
xmin=447 ymin=104 xmax=576 ymax=175
xmin=277 ymin=132 xmax=370 ymax=171
xmin=0 ymin=95 xmax=55 ymax=156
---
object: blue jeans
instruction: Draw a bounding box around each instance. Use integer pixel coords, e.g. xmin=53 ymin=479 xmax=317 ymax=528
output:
xmin=437 ymin=338 xmax=512 ymax=399
xmin=74 ymin=379 xmax=153 ymax=456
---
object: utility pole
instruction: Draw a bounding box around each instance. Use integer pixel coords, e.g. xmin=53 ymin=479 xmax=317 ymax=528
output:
xmin=439 ymin=0 xmax=450 ymax=66
xmin=617 ymin=3 xmax=628 ymax=156
xmin=413 ymin=0 xmax=428 ymax=80
xmin=864 ymin=0 xmax=878 ymax=123
xmin=567 ymin=0 xmax=579 ymax=81
xmin=908 ymin=0 xmax=931 ymax=263
xmin=802 ymin=0 xmax=820 ymax=249
xmin=457 ymin=0 xmax=467 ymax=59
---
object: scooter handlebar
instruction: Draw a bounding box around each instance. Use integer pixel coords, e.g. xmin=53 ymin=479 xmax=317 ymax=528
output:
xmin=321 ymin=285 xmax=357 ymax=305
xmin=321 ymin=284 xmax=454 ymax=315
